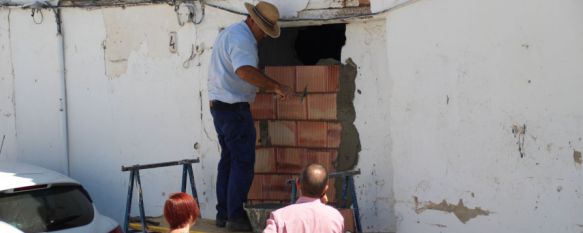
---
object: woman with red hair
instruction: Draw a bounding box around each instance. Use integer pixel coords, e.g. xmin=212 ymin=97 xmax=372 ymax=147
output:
xmin=164 ymin=192 xmax=200 ymax=233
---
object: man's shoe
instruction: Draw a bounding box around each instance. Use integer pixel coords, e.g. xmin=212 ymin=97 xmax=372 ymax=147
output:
xmin=215 ymin=218 xmax=227 ymax=228
xmin=226 ymin=219 xmax=252 ymax=232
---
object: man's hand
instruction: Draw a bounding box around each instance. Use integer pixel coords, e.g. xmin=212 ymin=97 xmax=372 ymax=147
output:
xmin=274 ymin=84 xmax=293 ymax=100
xmin=236 ymin=66 xmax=294 ymax=99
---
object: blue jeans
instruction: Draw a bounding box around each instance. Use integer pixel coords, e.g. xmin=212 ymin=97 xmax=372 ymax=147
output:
xmin=211 ymin=107 xmax=256 ymax=221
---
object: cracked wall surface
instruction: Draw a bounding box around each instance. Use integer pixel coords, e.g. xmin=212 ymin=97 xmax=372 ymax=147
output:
xmin=2 ymin=0 xmax=583 ymax=232
xmin=0 ymin=10 xmax=17 ymax=161
xmin=3 ymin=8 xmax=69 ymax=173
xmin=342 ymin=19 xmax=396 ymax=232
xmin=386 ymin=0 xmax=583 ymax=232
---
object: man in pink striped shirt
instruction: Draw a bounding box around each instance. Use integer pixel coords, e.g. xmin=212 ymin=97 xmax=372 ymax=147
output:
xmin=263 ymin=164 xmax=344 ymax=233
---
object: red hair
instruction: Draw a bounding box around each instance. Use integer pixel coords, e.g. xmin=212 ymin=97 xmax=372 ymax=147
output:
xmin=164 ymin=192 xmax=200 ymax=229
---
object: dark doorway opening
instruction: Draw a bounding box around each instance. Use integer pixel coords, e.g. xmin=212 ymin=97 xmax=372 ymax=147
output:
xmin=258 ymin=24 xmax=346 ymax=67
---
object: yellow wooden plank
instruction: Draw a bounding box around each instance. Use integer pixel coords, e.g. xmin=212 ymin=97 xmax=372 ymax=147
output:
xmin=129 ymin=222 xmax=205 ymax=233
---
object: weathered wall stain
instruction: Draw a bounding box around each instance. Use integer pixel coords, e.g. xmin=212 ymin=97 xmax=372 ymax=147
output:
xmin=574 ymin=150 xmax=582 ymax=165
xmin=512 ymin=124 xmax=526 ymax=158
xmin=414 ymin=196 xmax=490 ymax=223
xmin=102 ymin=7 xmax=180 ymax=79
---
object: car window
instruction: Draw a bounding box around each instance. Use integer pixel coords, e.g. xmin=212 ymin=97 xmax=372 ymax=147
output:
xmin=0 ymin=185 xmax=94 ymax=233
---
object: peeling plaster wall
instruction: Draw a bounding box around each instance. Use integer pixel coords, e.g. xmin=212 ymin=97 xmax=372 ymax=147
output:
xmin=0 ymin=0 xmax=374 ymax=227
xmin=0 ymin=10 xmax=17 ymax=161
xmin=384 ymin=0 xmax=583 ymax=232
xmin=342 ymin=19 xmax=396 ymax=232
xmin=61 ymin=5 xmax=243 ymax=223
xmin=2 ymin=0 xmax=583 ymax=232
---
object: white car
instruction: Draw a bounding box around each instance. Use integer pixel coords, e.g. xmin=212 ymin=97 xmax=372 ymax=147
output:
xmin=0 ymin=162 xmax=122 ymax=233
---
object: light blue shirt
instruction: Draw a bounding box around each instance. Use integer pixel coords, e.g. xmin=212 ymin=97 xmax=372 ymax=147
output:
xmin=208 ymin=21 xmax=259 ymax=104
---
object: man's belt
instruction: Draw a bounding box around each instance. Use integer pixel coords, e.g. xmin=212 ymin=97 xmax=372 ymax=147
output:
xmin=209 ymin=100 xmax=250 ymax=111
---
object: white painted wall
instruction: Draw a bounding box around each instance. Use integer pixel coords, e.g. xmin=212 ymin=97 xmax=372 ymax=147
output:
xmin=60 ymin=5 xmax=243 ymax=223
xmin=5 ymin=8 xmax=69 ymax=173
xmin=384 ymin=0 xmax=583 ymax=232
xmin=0 ymin=10 xmax=18 ymax=161
xmin=342 ymin=19 xmax=396 ymax=232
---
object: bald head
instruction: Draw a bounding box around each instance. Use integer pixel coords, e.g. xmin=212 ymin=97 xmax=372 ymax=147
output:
xmin=300 ymin=164 xmax=329 ymax=198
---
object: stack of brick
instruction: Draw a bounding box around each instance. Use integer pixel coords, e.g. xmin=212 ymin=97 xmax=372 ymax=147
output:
xmin=248 ymin=65 xmax=342 ymax=203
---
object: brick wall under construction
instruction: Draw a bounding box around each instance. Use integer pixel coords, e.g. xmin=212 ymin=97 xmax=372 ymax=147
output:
xmin=248 ymin=65 xmax=343 ymax=203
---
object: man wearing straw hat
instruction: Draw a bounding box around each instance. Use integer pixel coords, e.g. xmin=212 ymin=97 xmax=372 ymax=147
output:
xmin=207 ymin=1 xmax=293 ymax=231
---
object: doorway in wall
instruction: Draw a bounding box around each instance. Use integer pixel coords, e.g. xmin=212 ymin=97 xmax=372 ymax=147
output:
xmin=249 ymin=23 xmax=351 ymax=203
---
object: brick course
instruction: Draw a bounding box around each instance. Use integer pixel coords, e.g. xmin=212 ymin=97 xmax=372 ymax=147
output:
xmin=307 ymin=93 xmax=337 ymax=120
xmin=268 ymin=121 xmax=297 ymax=146
xmin=296 ymin=65 xmax=340 ymax=93
xmin=250 ymin=65 xmax=343 ymax=203
xmin=277 ymin=96 xmax=307 ymax=120
xmin=265 ymin=66 xmax=296 ymax=91
xmin=251 ymin=93 xmax=276 ymax=119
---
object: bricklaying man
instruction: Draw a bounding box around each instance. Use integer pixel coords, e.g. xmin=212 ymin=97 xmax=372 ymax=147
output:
xmin=207 ymin=1 xmax=293 ymax=231
xmin=263 ymin=163 xmax=344 ymax=233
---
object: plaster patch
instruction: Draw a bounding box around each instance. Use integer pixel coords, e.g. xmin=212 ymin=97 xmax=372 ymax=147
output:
xmin=334 ymin=58 xmax=361 ymax=171
xmin=574 ymin=150 xmax=582 ymax=165
xmin=414 ymin=196 xmax=490 ymax=224
xmin=102 ymin=7 xmax=180 ymax=79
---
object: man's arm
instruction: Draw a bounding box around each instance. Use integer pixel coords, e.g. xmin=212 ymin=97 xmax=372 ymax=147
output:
xmin=236 ymin=66 xmax=293 ymax=99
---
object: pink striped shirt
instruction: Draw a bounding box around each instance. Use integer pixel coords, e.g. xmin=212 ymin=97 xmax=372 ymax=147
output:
xmin=263 ymin=197 xmax=344 ymax=233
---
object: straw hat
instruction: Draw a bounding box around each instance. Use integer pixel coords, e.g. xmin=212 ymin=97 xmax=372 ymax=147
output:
xmin=244 ymin=1 xmax=281 ymax=38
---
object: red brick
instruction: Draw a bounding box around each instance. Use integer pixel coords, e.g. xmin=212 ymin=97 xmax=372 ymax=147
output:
xmin=298 ymin=121 xmax=328 ymax=148
xmin=248 ymin=175 xmax=263 ymax=200
xmin=307 ymin=93 xmax=337 ymax=120
xmin=296 ymin=66 xmax=340 ymax=93
xmin=255 ymin=148 xmax=276 ymax=173
xmin=276 ymin=148 xmax=306 ymax=173
xmin=268 ymin=121 xmax=297 ymax=146
xmin=327 ymin=123 xmax=342 ymax=148
xmin=263 ymin=175 xmax=292 ymax=201
xmin=265 ymin=66 xmax=296 ymax=91
xmin=254 ymin=121 xmax=260 ymax=146
xmin=277 ymin=96 xmax=307 ymax=120
xmin=305 ymin=149 xmax=334 ymax=172
xmin=251 ymin=93 xmax=276 ymax=119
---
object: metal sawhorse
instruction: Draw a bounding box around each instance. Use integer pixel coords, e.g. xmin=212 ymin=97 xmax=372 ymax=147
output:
xmin=121 ymin=159 xmax=200 ymax=233
xmin=288 ymin=169 xmax=362 ymax=233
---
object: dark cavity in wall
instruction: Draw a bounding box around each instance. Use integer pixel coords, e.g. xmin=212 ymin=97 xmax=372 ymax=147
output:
xmin=258 ymin=23 xmax=360 ymax=171
xmin=259 ymin=24 xmax=347 ymax=67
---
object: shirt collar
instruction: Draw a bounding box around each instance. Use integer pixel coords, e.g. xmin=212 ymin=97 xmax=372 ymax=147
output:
xmin=240 ymin=21 xmax=257 ymax=44
xmin=296 ymin=196 xmax=322 ymax=204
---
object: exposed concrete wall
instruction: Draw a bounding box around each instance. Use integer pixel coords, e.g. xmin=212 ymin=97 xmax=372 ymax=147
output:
xmin=0 ymin=10 xmax=17 ymax=161
xmin=342 ymin=19 xmax=396 ymax=232
xmin=384 ymin=0 xmax=583 ymax=232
